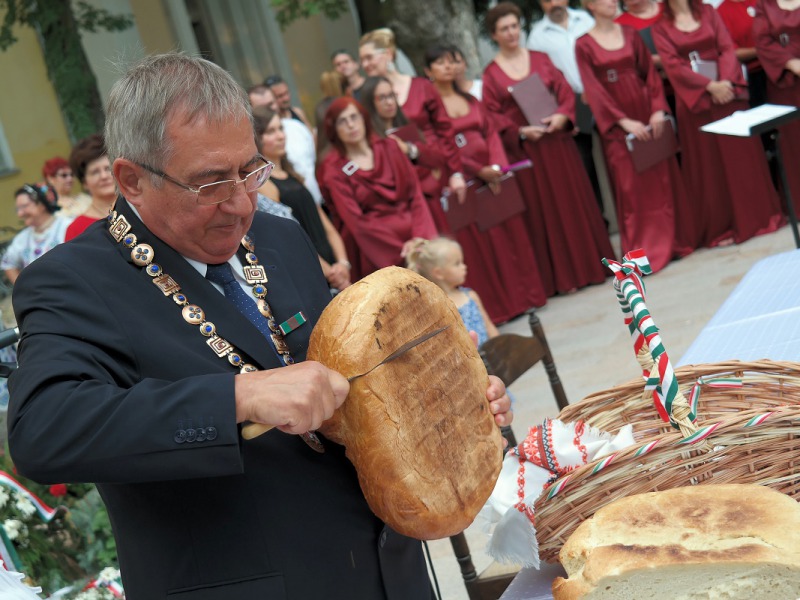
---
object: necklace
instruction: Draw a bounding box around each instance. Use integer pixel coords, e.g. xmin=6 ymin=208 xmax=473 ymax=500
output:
xmin=107 ymin=209 xmax=323 ymax=452
xmin=106 ymin=209 xmax=297 ymax=372
xmin=30 ymin=217 xmax=56 ymax=258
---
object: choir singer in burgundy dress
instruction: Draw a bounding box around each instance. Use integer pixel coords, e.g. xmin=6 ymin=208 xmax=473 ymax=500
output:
xmin=425 ymin=44 xmax=547 ymax=323
xmin=482 ymin=2 xmax=614 ymax=296
xmin=754 ymin=0 xmax=800 ymax=214
xmin=317 ymin=97 xmax=437 ymax=281
xmin=359 ymin=28 xmax=466 ymax=229
xmin=577 ymin=0 xmax=694 ymax=271
xmin=653 ymin=0 xmax=784 ymax=247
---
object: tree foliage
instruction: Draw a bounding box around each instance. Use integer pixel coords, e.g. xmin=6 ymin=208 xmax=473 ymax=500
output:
xmin=0 ymin=0 xmax=133 ymax=142
xmin=271 ymin=0 xmax=349 ymax=29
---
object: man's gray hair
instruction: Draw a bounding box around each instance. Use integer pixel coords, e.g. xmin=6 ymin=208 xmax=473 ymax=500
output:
xmin=104 ymin=53 xmax=252 ymax=169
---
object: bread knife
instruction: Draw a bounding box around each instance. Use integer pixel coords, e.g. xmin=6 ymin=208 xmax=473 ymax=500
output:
xmin=241 ymin=325 xmax=450 ymax=443
xmin=346 ymin=324 xmax=450 ymax=382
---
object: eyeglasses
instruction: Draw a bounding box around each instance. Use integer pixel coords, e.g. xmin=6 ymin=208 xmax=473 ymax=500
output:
xmin=335 ymin=112 xmax=362 ymax=128
xmin=135 ymin=158 xmax=274 ymax=206
xmin=375 ymin=93 xmax=396 ymax=103
xmin=55 ymin=171 xmax=73 ymax=179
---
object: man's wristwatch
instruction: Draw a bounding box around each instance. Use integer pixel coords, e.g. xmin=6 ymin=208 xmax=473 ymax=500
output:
xmin=406 ymin=142 xmax=419 ymax=161
xmin=519 ymin=129 xmax=527 ymax=141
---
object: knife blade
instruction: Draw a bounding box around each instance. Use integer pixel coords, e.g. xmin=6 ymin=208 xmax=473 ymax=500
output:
xmin=347 ymin=325 xmax=450 ymax=382
xmin=241 ymin=325 xmax=450 ymax=443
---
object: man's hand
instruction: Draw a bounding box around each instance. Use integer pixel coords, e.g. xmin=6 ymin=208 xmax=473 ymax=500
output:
xmin=786 ymin=58 xmax=800 ymax=77
xmin=487 ymin=375 xmax=513 ymax=429
xmin=235 ymin=362 xmax=349 ymax=433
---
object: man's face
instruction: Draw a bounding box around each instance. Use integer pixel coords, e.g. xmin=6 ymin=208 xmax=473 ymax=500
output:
xmin=134 ymin=110 xmax=259 ymax=264
xmin=249 ymin=89 xmax=278 ymax=112
xmin=541 ymin=0 xmax=568 ymax=21
xmin=271 ymin=82 xmax=292 ymax=111
xmin=333 ymin=53 xmax=358 ymax=78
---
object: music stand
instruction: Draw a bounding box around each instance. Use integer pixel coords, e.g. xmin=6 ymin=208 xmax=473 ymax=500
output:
xmin=701 ymin=104 xmax=800 ymax=248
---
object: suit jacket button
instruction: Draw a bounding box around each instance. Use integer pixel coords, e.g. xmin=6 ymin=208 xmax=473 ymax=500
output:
xmin=379 ymin=530 xmax=388 ymax=548
xmin=185 ymin=428 xmax=197 ymax=443
xmin=174 ymin=429 xmax=186 ymax=444
xmin=206 ymin=426 xmax=218 ymax=441
xmin=196 ymin=427 xmax=207 ymax=442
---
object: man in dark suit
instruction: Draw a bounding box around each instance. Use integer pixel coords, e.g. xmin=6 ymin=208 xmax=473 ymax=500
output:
xmin=7 ymin=54 xmax=512 ymax=599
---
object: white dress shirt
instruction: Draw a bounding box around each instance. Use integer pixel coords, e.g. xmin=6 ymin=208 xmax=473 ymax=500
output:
xmin=282 ymin=118 xmax=323 ymax=205
xmin=527 ymin=8 xmax=595 ymax=94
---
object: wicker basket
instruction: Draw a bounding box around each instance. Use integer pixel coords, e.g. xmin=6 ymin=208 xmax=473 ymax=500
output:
xmin=559 ymin=360 xmax=800 ymax=438
xmin=534 ymin=403 xmax=800 ymax=563
xmin=533 ymin=257 xmax=800 ymax=563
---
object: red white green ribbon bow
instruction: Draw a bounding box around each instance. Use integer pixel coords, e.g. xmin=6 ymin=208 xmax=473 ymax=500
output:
xmin=603 ymin=250 xmax=698 ymax=435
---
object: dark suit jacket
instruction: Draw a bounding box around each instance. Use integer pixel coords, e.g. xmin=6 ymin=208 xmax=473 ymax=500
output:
xmin=7 ymin=199 xmax=431 ymax=600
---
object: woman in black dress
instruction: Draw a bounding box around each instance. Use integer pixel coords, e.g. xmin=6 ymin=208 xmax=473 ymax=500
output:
xmin=253 ymin=108 xmax=352 ymax=290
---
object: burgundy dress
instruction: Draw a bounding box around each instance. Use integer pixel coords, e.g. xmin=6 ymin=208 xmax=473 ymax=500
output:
xmin=576 ymin=27 xmax=693 ymax=272
xmin=754 ymin=0 xmax=800 ymax=213
xmin=448 ymin=97 xmax=547 ymax=322
xmin=482 ymin=51 xmax=614 ymax=295
xmin=317 ymin=138 xmax=437 ymax=280
xmin=653 ymin=5 xmax=784 ymax=247
xmin=402 ymin=78 xmax=464 ymax=231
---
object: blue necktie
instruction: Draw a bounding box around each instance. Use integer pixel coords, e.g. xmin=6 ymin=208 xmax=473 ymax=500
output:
xmin=205 ymin=262 xmax=281 ymax=359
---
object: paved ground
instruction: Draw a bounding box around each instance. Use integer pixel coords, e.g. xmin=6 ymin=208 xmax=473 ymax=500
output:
xmin=426 ymin=223 xmax=797 ymax=600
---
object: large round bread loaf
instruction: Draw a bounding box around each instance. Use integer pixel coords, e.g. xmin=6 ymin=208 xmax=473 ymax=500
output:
xmin=552 ymin=484 xmax=800 ymax=600
xmin=307 ymin=266 xmax=504 ymax=540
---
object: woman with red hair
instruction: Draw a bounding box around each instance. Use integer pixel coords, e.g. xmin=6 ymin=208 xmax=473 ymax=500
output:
xmin=317 ymin=97 xmax=437 ymax=280
xmin=754 ymin=0 xmax=800 ymax=215
xmin=653 ymin=0 xmax=783 ymax=247
xmin=41 ymin=156 xmax=90 ymax=216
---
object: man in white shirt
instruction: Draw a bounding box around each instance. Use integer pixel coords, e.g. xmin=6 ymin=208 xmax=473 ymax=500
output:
xmin=528 ymin=0 xmax=605 ymax=220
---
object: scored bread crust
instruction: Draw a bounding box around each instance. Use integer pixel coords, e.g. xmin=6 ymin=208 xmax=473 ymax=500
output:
xmin=553 ymin=484 xmax=800 ymax=599
xmin=308 ymin=266 xmax=503 ymax=540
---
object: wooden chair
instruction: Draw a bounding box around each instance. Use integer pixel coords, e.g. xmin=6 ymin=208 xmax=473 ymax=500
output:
xmin=448 ymin=309 xmax=568 ymax=600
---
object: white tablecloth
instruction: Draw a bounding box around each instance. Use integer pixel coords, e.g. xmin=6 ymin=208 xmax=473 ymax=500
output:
xmin=678 ymin=249 xmax=800 ymax=366
xmin=499 ymin=562 xmax=566 ymax=600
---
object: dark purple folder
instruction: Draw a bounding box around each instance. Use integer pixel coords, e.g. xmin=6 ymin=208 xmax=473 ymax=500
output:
xmin=472 ymin=173 xmax=527 ymax=232
xmin=442 ymin=187 xmax=477 ymax=232
xmin=625 ymin=117 xmax=679 ymax=174
xmin=385 ymin=124 xmax=422 ymax=143
xmin=508 ymin=73 xmax=559 ymax=127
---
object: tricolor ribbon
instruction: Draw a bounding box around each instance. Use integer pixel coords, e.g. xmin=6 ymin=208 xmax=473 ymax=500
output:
xmin=687 ymin=377 xmax=743 ymax=419
xmin=603 ymin=251 xmax=699 ymax=439
xmin=0 ymin=471 xmax=57 ymax=522
xmin=744 ymin=412 xmax=774 ymax=427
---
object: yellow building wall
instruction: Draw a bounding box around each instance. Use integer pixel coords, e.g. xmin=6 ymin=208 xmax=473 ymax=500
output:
xmin=130 ymin=0 xmax=179 ymax=55
xmin=0 ymin=26 xmax=74 ymax=232
xmin=281 ymin=12 xmax=361 ymax=129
